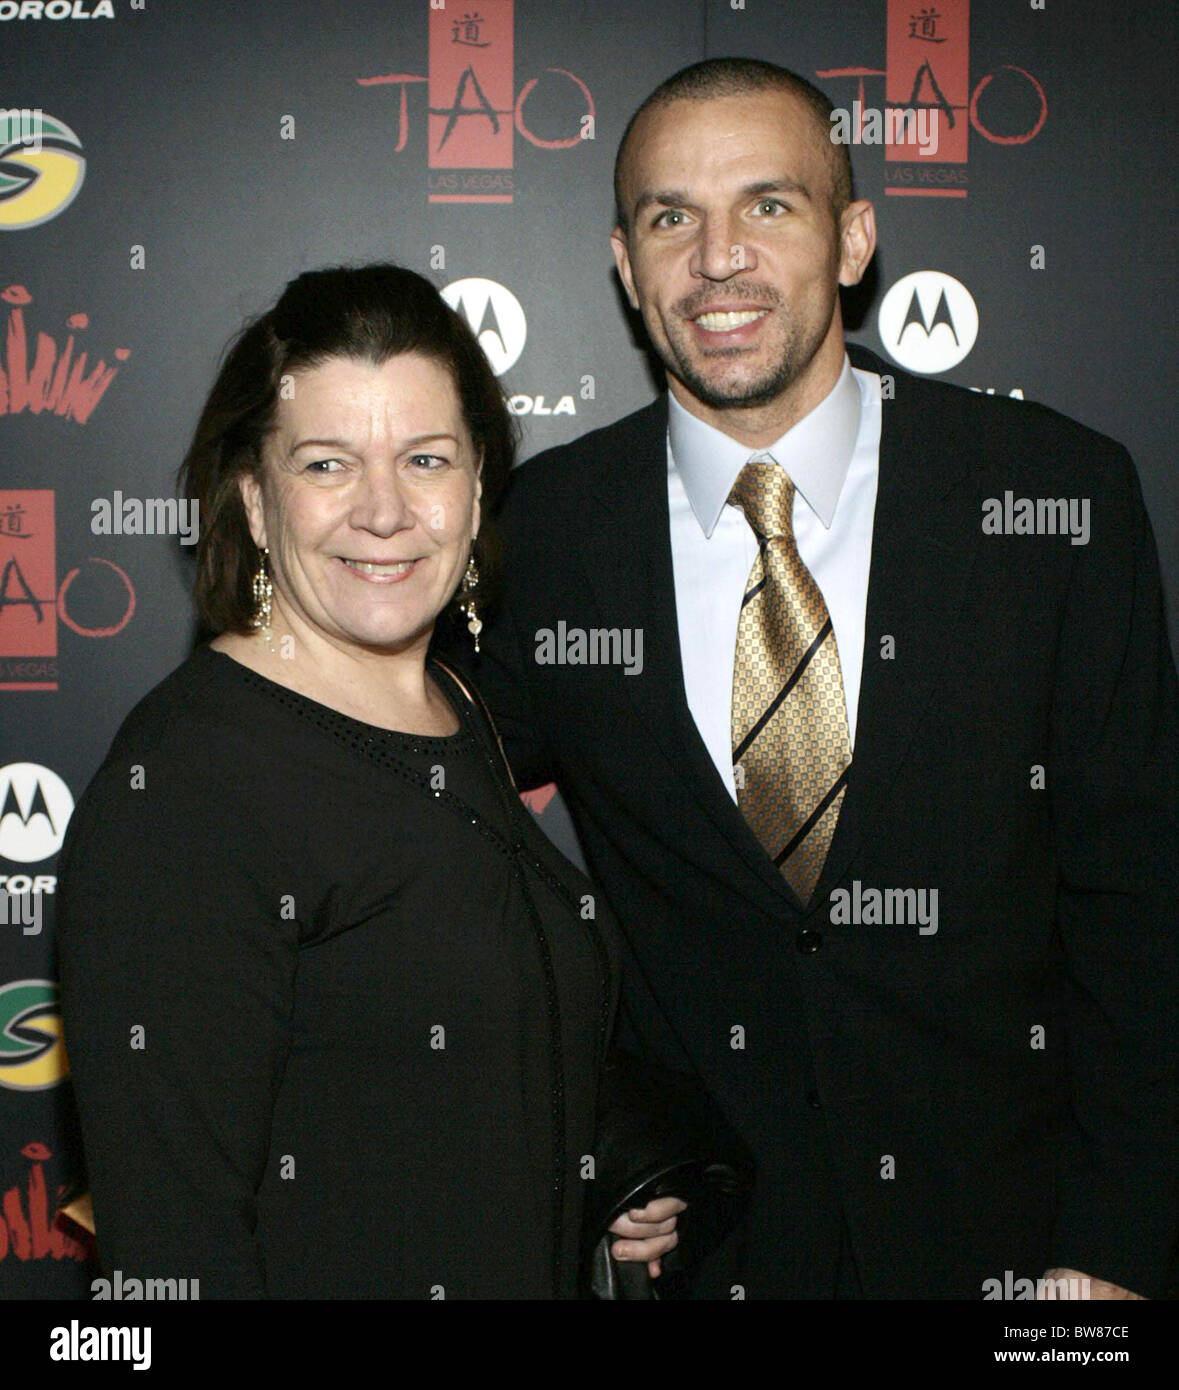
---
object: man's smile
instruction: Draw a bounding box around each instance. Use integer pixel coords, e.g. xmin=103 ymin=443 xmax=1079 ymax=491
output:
xmin=692 ymin=308 xmax=768 ymax=332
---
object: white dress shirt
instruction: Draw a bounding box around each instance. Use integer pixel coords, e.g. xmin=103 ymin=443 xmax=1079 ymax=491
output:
xmin=667 ymin=355 xmax=882 ymax=801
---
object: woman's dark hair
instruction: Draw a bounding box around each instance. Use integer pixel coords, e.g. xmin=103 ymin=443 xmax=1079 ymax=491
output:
xmin=179 ymin=263 xmax=516 ymax=634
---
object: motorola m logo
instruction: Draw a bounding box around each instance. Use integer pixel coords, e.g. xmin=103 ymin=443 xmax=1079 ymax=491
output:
xmin=0 ymin=762 xmax=74 ymax=864
xmin=877 ymin=271 xmax=978 ymax=374
xmin=441 ymin=277 xmax=526 ymax=377
xmin=441 ymin=276 xmax=578 ymax=418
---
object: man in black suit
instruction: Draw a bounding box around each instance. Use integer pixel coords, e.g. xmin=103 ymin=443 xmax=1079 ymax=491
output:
xmin=456 ymin=59 xmax=1178 ymax=1298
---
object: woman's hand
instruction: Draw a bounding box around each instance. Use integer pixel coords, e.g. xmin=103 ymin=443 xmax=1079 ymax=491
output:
xmin=608 ymin=1195 xmax=687 ymax=1278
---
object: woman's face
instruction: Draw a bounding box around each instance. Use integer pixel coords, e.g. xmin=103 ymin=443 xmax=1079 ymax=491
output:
xmin=240 ymin=352 xmax=481 ymax=657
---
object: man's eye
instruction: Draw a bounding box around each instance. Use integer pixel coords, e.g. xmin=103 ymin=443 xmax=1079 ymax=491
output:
xmin=753 ymin=198 xmax=787 ymax=216
xmin=653 ymin=209 xmax=687 ymax=228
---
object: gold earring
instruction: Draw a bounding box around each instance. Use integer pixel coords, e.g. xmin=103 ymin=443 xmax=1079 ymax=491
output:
xmin=460 ymin=548 xmax=481 ymax=653
xmin=250 ymin=547 xmax=274 ymax=651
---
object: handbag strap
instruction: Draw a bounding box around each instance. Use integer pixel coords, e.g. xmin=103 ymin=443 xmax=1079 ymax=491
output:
xmin=431 ymin=654 xmax=518 ymax=792
xmin=433 ymin=655 xmax=706 ymax=1087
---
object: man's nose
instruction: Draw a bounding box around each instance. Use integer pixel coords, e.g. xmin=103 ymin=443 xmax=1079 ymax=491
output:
xmin=689 ymin=214 xmax=756 ymax=281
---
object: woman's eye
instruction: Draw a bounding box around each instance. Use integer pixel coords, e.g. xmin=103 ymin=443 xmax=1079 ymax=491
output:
xmin=305 ymin=459 xmax=343 ymax=474
xmin=409 ymin=454 xmax=449 ymax=470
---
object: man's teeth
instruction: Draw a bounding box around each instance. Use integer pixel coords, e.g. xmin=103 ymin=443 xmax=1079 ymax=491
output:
xmin=695 ymin=309 xmax=766 ymax=331
xmin=343 ymin=559 xmax=415 ymax=575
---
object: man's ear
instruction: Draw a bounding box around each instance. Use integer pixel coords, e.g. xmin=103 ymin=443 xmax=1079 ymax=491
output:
xmin=238 ymin=471 xmax=267 ymax=551
xmin=610 ymin=226 xmax=641 ymax=311
xmin=838 ymin=200 xmax=877 ymax=287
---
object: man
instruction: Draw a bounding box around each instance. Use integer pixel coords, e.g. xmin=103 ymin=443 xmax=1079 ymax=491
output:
xmin=456 ymin=59 xmax=1178 ymax=1298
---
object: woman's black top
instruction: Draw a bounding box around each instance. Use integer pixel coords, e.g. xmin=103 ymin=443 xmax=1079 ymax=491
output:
xmin=56 ymin=644 xmax=619 ymax=1299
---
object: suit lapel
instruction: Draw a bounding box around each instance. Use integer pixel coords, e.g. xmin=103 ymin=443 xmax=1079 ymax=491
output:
xmin=814 ymin=358 xmax=982 ymax=901
xmin=579 ymin=399 xmax=803 ymax=917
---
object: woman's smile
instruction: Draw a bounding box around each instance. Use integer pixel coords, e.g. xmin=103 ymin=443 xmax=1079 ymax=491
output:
xmin=336 ymin=555 xmax=424 ymax=582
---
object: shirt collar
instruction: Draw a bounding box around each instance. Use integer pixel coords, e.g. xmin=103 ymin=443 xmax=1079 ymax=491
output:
xmin=668 ymin=354 xmax=862 ymax=537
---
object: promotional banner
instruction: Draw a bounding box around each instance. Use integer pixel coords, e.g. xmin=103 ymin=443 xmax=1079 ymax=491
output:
xmin=2 ymin=0 xmax=1174 ymax=1303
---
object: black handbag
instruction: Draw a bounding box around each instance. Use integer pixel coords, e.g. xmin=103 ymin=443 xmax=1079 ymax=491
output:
xmin=582 ymin=1047 xmax=755 ymax=1300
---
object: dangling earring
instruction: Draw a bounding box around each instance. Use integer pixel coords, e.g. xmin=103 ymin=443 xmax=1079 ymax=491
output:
xmin=250 ymin=546 xmax=274 ymax=652
xmin=460 ymin=546 xmax=482 ymax=653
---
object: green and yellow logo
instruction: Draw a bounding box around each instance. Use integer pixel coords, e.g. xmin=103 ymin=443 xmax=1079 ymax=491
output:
xmin=0 ymin=979 xmax=69 ymax=1090
xmin=0 ymin=110 xmax=85 ymax=230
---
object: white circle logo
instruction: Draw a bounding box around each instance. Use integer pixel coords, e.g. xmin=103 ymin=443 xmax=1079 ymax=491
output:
xmin=441 ymin=277 xmax=527 ymax=377
xmin=0 ymin=763 xmax=74 ymax=863
xmin=877 ymin=271 xmax=979 ymax=374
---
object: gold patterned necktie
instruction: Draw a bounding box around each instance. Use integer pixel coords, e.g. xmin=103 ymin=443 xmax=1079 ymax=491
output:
xmin=729 ymin=458 xmax=852 ymax=904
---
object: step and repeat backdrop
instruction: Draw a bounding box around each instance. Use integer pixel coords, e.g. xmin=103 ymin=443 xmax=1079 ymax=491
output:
xmin=1 ymin=0 xmax=1174 ymax=1296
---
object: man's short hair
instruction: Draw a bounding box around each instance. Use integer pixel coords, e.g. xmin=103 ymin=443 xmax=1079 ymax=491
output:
xmin=613 ymin=57 xmax=854 ymax=238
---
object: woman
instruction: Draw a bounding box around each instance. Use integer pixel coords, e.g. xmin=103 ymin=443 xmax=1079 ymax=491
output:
xmin=56 ymin=264 xmax=681 ymax=1298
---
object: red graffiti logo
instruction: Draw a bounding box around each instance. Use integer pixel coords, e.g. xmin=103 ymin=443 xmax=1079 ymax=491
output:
xmin=0 ymin=285 xmax=129 ymax=424
xmin=0 ymin=1141 xmax=94 ymax=1264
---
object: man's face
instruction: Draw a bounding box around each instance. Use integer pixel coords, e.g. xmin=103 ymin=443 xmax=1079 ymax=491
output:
xmin=611 ymin=90 xmax=866 ymax=419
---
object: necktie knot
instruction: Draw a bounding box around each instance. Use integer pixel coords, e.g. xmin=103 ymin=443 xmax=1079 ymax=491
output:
xmin=728 ymin=458 xmax=795 ymax=540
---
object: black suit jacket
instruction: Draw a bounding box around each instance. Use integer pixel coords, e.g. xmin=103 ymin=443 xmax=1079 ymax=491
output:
xmin=444 ymin=345 xmax=1179 ymax=1298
